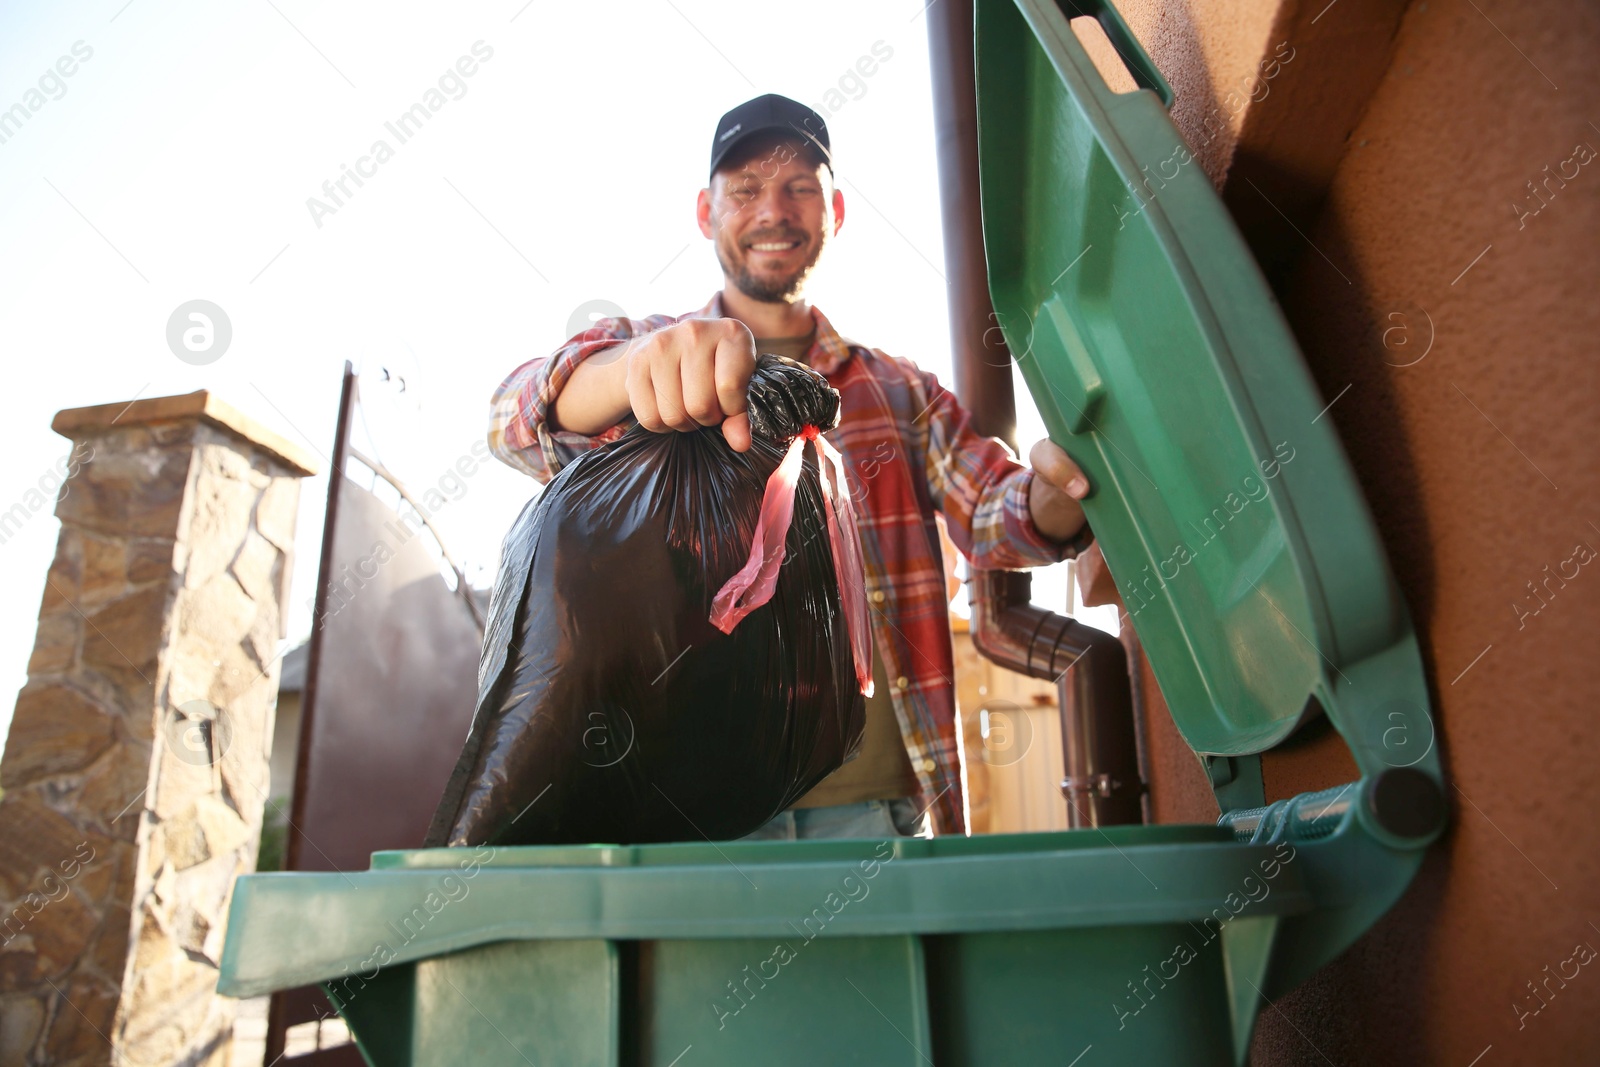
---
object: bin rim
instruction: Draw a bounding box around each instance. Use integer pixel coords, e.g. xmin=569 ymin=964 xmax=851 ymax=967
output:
xmin=218 ymin=832 xmax=1310 ymax=1000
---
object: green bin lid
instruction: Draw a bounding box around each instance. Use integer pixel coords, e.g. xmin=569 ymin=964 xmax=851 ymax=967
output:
xmin=975 ymin=0 xmax=1437 ymax=786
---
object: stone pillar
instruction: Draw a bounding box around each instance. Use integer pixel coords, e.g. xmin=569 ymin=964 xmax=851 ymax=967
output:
xmin=0 ymin=392 xmax=317 ymax=1066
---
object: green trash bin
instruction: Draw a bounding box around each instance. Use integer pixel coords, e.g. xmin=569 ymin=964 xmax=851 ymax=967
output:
xmin=217 ymin=2 xmax=1445 ymax=1063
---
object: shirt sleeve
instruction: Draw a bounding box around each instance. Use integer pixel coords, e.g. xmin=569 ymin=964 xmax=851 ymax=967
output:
xmin=487 ymin=315 xmax=673 ymax=483
xmin=905 ymin=360 xmax=1094 ymax=569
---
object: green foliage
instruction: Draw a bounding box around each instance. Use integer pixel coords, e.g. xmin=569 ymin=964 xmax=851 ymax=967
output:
xmin=256 ymin=802 xmax=289 ymax=873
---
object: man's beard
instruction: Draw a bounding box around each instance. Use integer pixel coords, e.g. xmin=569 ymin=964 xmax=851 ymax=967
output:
xmin=715 ymin=229 xmax=825 ymax=303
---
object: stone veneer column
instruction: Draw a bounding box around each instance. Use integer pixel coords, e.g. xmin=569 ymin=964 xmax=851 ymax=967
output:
xmin=0 ymin=392 xmax=317 ymax=1066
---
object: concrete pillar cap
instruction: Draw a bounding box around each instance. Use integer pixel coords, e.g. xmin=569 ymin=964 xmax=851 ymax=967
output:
xmin=52 ymin=390 xmax=320 ymax=477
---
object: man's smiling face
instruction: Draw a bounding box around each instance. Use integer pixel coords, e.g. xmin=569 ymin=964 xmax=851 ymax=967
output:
xmin=698 ymin=135 xmax=845 ymax=304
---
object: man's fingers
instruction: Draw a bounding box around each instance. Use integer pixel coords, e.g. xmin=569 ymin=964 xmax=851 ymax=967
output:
xmin=1029 ymin=439 xmax=1090 ymax=499
xmin=654 ymin=377 xmax=694 ymax=431
xmin=627 ymin=319 xmax=754 ymax=440
xmin=721 ymin=412 xmax=752 ymax=452
xmin=649 ymin=346 xmax=698 ymax=431
xmin=680 ymin=342 xmax=724 ymax=427
xmin=713 ymin=321 xmax=756 ymax=423
xmin=627 ymin=350 xmax=664 ymax=432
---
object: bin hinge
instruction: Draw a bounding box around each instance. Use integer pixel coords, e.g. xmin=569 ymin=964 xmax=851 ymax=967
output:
xmin=1204 ymin=753 xmax=1265 ymax=813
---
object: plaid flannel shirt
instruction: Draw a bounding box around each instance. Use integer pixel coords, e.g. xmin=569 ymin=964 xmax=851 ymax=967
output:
xmin=487 ymin=294 xmax=1092 ymax=834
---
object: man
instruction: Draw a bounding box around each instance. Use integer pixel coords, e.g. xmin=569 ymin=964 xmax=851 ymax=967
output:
xmin=488 ymin=94 xmax=1093 ymax=840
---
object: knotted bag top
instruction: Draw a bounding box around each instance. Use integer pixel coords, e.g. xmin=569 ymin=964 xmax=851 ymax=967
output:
xmin=710 ymin=355 xmax=873 ymax=696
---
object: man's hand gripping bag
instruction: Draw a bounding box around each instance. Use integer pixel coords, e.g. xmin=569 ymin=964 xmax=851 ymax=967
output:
xmin=427 ymin=355 xmax=872 ymax=846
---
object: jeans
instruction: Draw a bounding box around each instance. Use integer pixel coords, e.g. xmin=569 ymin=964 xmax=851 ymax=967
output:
xmin=740 ymin=797 xmax=925 ymax=841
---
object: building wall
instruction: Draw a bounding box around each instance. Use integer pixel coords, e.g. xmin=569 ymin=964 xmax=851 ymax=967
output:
xmin=1095 ymin=0 xmax=1285 ymax=187
xmin=267 ymin=691 xmax=302 ymax=805
xmin=1111 ymin=0 xmax=1599 ymax=1062
xmin=951 ymin=622 xmax=1074 ymax=834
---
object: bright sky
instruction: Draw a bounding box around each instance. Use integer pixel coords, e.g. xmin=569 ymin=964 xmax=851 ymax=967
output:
xmin=0 ymin=0 xmax=1111 ymax=735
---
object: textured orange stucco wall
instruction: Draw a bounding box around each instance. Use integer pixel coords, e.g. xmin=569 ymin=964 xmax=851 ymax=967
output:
xmin=1085 ymin=0 xmax=1285 ymax=185
xmin=1112 ymin=0 xmax=1599 ymax=1062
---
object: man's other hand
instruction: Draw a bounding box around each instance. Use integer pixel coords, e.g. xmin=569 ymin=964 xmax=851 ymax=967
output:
xmin=1027 ymin=439 xmax=1091 ymax=544
xmin=625 ymin=318 xmax=758 ymax=451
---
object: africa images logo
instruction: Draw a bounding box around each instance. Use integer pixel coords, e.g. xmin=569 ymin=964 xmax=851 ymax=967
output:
xmin=166 ymin=300 xmax=232 ymax=365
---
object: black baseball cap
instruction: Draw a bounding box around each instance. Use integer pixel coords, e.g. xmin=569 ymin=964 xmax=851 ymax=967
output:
xmin=709 ymin=93 xmax=832 ymax=179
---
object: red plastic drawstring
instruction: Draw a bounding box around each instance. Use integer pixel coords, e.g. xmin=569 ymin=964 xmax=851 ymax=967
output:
xmin=814 ymin=431 xmax=874 ymax=697
xmin=709 ymin=426 xmax=874 ymax=696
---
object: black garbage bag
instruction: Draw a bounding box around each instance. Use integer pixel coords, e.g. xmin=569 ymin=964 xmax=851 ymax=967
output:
xmin=426 ymin=354 xmax=871 ymax=847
